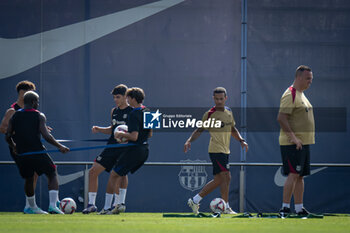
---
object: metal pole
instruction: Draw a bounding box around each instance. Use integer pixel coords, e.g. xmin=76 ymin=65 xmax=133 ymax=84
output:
xmin=84 ymin=164 xmax=89 ymax=208
xmin=240 ymin=0 xmax=248 ymax=213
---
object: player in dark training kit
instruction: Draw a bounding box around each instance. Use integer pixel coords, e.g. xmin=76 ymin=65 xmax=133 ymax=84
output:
xmin=5 ymin=91 xmax=69 ymax=214
xmin=0 ymin=80 xmax=40 ymax=213
xmin=83 ymin=84 xmax=133 ymax=214
xmin=111 ymin=87 xmax=152 ymax=214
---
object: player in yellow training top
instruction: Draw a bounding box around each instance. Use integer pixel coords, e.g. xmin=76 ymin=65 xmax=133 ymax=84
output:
xmin=277 ymin=65 xmax=315 ymax=217
xmin=184 ymin=87 xmax=248 ymax=214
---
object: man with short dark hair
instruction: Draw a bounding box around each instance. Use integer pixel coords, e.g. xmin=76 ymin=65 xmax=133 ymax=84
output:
xmin=83 ymin=84 xmax=133 ymax=214
xmin=111 ymin=87 xmax=152 ymax=214
xmin=0 ymin=80 xmax=40 ymax=213
xmin=184 ymin=87 xmax=248 ymax=214
xmin=6 ymin=91 xmax=69 ymax=214
xmin=277 ymin=65 xmax=314 ymax=217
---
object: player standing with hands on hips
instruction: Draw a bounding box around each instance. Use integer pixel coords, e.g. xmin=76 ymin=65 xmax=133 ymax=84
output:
xmin=184 ymin=87 xmax=248 ymax=214
xmin=6 ymin=91 xmax=69 ymax=214
xmin=277 ymin=65 xmax=314 ymax=217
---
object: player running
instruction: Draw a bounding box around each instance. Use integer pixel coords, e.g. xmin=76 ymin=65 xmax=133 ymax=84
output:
xmin=83 ymin=84 xmax=132 ymax=214
xmin=5 ymin=91 xmax=69 ymax=214
xmin=184 ymin=87 xmax=248 ymax=214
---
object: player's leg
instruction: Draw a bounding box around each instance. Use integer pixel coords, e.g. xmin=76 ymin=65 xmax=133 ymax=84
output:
xmin=95 ymin=148 xmax=124 ymax=214
xmin=116 ymin=175 xmax=128 ymax=212
xmin=39 ymin=154 xmax=64 ymax=214
xmin=111 ymin=146 xmax=148 ymax=214
xmin=18 ymin=155 xmax=48 ymax=214
xmin=99 ymin=170 xmax=120 ymax=214
xmin=188 ymin=153 xmax=228 ymax=214
xmin=294 ymin=145 xmax=310 ymax=215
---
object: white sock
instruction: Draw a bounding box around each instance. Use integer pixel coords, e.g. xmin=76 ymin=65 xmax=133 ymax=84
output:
xmin=25 ymin=196 xmax=30 ymax=209
xmin=118 ymin=189 xmax=127 ymax=204
xmin=282 ymin=203 xmax=290 ymax=208
xmin=295 ymin=203 xmax=303 ymax=213
xmin=113 ymin=193 xmax=119 ymax=207
xmin=88 ymin=192 xmax=97 ymax=205
xmin=104 ymin=193 xmax=113 ymax=210
xmin=26 ymin=195 xmax=37 ymax=208
xmin=49 ymin=190 xmax=59 ymax=208
xmin=193 ymin=194 xmax=202 ymax=204
xmin=225 ymin=202 xmax=230 ymax=209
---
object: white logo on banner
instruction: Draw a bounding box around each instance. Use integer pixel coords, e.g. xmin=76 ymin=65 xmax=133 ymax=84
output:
xmin=178 ymin=159 xmax=207 ymax=191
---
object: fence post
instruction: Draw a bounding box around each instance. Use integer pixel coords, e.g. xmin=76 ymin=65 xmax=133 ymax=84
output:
xmin=84 ymin=164 xmax=89 ymax=208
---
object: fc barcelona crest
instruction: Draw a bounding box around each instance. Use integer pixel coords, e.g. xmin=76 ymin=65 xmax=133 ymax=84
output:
xmin=178 ymin=159 xmax=207 ymax=191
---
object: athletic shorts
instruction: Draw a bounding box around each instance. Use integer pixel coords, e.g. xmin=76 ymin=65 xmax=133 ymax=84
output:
xmin=209 ymin=153 xmax=230 ymax=175
xmin=113 ymin=145 xmax=149 ymax=176
xmin=9 ymin=146 xmax=19 ymax=165
xmin=95 ymin=147 xmax=128 ymax=172
xmin=17 ymin=153 xmax=56 ymax=178
xmin=280 ymin=145 xmax=310 ymax=176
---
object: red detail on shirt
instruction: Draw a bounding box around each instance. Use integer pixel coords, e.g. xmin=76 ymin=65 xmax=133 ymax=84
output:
xmin=287 ymin=159 xmax=297 ymax=174
xmin=216 ymin=159 xmax=228 ymax=172
xmin=289 ymin=86 xmax=296 ymax=103
xmin=24 ymin=109 xmax=39 ymax=112
xmin=207 ymin=107 xmax=217 ymax=119
xmin=11 ymin=102 xmax=17 ymax=109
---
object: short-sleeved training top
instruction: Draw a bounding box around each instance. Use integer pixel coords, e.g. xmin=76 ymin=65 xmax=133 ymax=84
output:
xmin=108 ymin=106 xmax=133 ymax=144
xmin=279 ymin=86 xmax=315 ymax=145
xmin=127 ymin=105 xmax=151 ymax=145
xmin=202 ymin=106 xmax=235 ymax=154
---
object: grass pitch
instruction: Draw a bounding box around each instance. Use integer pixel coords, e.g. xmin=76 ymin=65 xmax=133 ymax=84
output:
xmin=0 ymin=212 xmax=349 ymax=233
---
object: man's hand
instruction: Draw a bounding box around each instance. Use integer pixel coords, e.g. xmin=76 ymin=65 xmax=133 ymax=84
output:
xmin=184 ymin=140 xmax=191 ymax=153
xmin=241 ymin=141 xmax=248 ymax=152
xmin=290 ymin=137 xmax=303 ymax=150
xmin=59 ymin=145 xmax=70 ymax=154
xmin=92 ymin=126 xmax=100 ymax=134
xmin=114 ymin=131 xmax=125 ymax=140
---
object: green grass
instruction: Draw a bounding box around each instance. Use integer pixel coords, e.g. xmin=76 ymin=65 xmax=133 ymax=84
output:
xmin=0 ymin=212 xmax=349 ymax=233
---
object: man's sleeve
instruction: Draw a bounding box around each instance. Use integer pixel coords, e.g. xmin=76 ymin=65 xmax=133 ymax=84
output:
xmin=279 ymin=93 xmax=294 ymax=114
xmin=128 ymin=112 xmax=139 ymax=133
xmin=231 ymin=112 xmax=236 ymax=127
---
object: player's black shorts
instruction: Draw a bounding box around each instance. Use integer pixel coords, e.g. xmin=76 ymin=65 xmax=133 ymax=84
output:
xmin=280 ymin=145 xmax=310 ymax=176
xmin=95 ymin=146 xmax=128 ymax=172
xmin=209 ymin=153 xmax=230 ymax=175
xmin=9 ymin=146 xmax=19 ymax=165
xmin=17 ymin=153 xmax=57 ymax=179
xmin=113 ymin=144 xmax=149 ymax=176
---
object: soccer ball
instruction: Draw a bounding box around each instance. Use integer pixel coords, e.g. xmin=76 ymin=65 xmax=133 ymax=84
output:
xmin=114 ymin=125 xmax=128 ymax=143
xmin=210 ymin=198 xmax=226 ymax=213
xmin=59 ymin=197 xmax=77 ymax=214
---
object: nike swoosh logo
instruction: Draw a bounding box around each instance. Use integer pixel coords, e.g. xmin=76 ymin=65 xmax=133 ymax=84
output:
xmin=0 ymin=0 xmax=184 ymax=80
xmin=58 ymin=170 xmax=84 ymax=185
xmin=274 ymin=166 xmax=327 ymax=187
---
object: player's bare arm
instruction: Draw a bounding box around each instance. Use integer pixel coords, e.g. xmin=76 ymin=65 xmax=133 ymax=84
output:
xmin=92 ymin=108 xmax=115 ymax=134
xmin=184 ymin=128 xmax=204 ymax=153
xmin=277 ymin=112 xmax=302 ymax=150
xmin=231 ymin=126 xmax=248 ymax=151
xmin=0 ymin=108 xmax=15 ymax=134
xmin=39 ymin=113 xmax=69 ymax=153
xmin=5 ymin=117 xmax=16 ymax=153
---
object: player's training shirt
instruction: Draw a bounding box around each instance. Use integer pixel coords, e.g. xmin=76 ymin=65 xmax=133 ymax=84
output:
xmin=279 ymin=86 xmax=315 ymax=145
xmin=108 ymin=106 xmax=133 ymax=144
xmin=202 ymin=106 xmax=235 ymax=154
xmin=127 ymin=105 xmax=151 ymax=145
xmin=10 ymin=109 xmax=45 ymax=154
